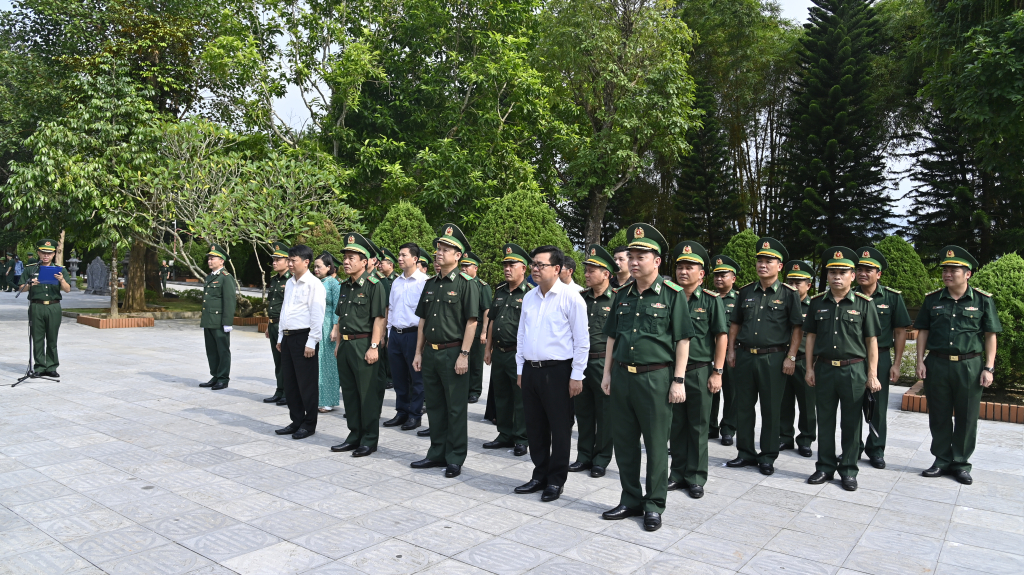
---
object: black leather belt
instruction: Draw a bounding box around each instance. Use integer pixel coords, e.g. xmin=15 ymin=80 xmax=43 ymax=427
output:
xmin=618 ymin=362 xmax=669 ymax=374
xmin=686 ymin=361 xmax=711 ymax=372
xmin=339 ymin=332 xmax=370 ymax=341
xmin=588 ymin=351 xmax=605 ymax=359
xmin=823 ymin=358 xmax=864 ymax=367
xmin=496 ymin=343 xmax=517 ymax=353
xmin=428 ymin=341 xmax=461 ymax=350
xmin=740 ymin=345 xmax=787 ymax=355
xmin=878 ymin=346 xmax=891 ymax=352
xmin=525 ymin=359 xmax=571 ymax=368
xmin=282 ymin=328 xmax=310 ymax=336
xmin=268 ymin=317 xmax=278 ymax=324
xmin=392 ymin=326 xmax=417 ymax=334
xmin=930 ymin=352 xmax=982 ymax=362
xmin=30 ymin=300 xmax=56 ymax=305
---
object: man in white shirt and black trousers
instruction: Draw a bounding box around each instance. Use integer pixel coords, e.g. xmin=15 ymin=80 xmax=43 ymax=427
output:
xmin=383 ymin=242 xmax=430 ymax=431
xmin=275 ymin=245 xmax=327 ymax=440
xmin=513 ymin=245 xmax=590 ymax=502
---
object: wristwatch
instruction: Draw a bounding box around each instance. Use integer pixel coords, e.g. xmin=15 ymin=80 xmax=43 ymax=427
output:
xmin=460 ymin=349 xmax=470 ymax=357
xmin=713 ymin=367 xmax=724 ymax=375
xmin=672 ymin=376 xmax=685 ymax=384
xmin=370 ymin=343 xmax=379 ymax=349
xmin=983 ymin=366 xmax=995 ymax=374
xmin=788 ymin=355 xmax=797 ymax=362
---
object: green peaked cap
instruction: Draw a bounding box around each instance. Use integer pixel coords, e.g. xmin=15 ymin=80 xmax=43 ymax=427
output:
xmin=755 ymin=237 xmax=788 ymax=262
xmin=671 ymin=240 xmax=710 ymax=273
xmin=626 ymin=223 xmax=669 ymax=256
xmin=856 ymin=246 xmax=887 ymax=272
xmin=711 ymin=254 xmax=740 ymax=275
xmin=938 ymin=245 xmax=978 ymax=270
xmin=823 ymin=246 xmax=858 ymax=269
xmin=460 ymin=251 xmax=482 ymax=267
xmin=270 ymin=241 xmax=290 ymax=258
xmin=207 ymin=243 xmax=230 ymax=261
xmin=583 ymin=244 xmax=618 ymax=273
xmin=415 ymin=244 xmax=431 ymax=265
xmin=784 ymin=260 xmax=815 ymax=280
xmin=365 ymin=238 xmax=382 ymax=261
xmin=435 ymin=223 xmax=470 ymax=254
xmin=380 ymin=247 xmax=396 ymax=265
xmin=36 ymin=239 xmax=58 ymax=253
xmin=341 ymin=232 xmax=373 ymax=259
xmin=502 ymin=244 xmax=530 ymax=266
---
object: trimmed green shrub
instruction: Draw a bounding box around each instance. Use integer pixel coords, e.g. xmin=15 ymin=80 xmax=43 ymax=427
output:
xmin=608 ymin=228 xmax=627 ymax=250
xmin=178 ymin=289 xmax=205 ymax=303
xmin=720 ymin=228 xmax=758 ymax=286
xmin=372 ymin=201 xmax=437 ymax=257
xmin=971 ymin=252 xmax=1024 ymax=389
xmin=296 ymin=214 xmax=346 ymax=260
xmin=875 ymin=235 xmax=931 ymax=307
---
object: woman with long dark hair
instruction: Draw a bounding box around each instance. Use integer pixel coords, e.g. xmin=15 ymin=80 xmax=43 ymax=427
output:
xmin=313 ymin=253 xmax=341 ymax=412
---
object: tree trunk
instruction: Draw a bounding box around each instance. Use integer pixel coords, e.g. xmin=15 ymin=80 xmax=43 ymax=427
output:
xmin=122 ymin=238 xmax=148 ymax=312
xmin=56 ymin=230 xmax=65 ymax=266
xmin=584 ymin=188 xmax=611 ymax=247
xmin=145 ymin=245 xmax=161 ymax=293
xmin=109 ymin=245 xmax=119 ymax=318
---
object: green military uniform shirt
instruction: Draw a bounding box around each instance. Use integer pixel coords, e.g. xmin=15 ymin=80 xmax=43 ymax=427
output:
xmin=797 ymin=295 xmax=810 ymax=355
xmin=267 ymin=273 xmax=289 ymax=320
xmin=583 ymin=286 xmax=615 ymax=354
xmin=687 ymin=288 xmax=729 ymax=363
xmin=336 ymin=272 xmax=388 ymax=335
xmin=803 ymin=290 xmax=881 ymax=359
xmin=20 ymin=263 xmax=67 ymax=300
xmin=913 ymin=287 xmax=1002 ymax=354
xmin=730 ymin=280 xmax=804 ymax=347
xmin=200 ymin=269 xmax=237 ymax=328
xmin=488 ymin=280 xmax=529 ymax=346
xmin=375 ymin=270 xmax=394 ymax=302
xmin=854 ymin=284 xmax=912 ymax=348
xmin=719 ymin=288 xmax=738 ymax=316
xmin=474 ymin=277 xmax=493 ymax=326
xmin=603 ymin=275 xmax=695 ymax=365
xmin=416 ymin=269 xmax=481 ymax=343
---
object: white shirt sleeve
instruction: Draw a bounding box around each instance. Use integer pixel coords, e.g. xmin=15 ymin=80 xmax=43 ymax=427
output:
xmin=566 ymin=289 xmax=590 ymax=380
xmin=306 ymin=278 xmax=326 ymax=349
xmin=515 ymin=294 xmax=527 ymax=375
xmin=278 ymin=280 xmax=291 ymax=344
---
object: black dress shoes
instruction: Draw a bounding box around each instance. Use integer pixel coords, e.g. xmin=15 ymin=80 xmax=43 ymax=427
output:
xmin=921 ymin=466 xmax=944 ymax=478
xmin=602 ymin=505 xmax=642 ymax=520
xmin=798 ymin=446 xmax=813 ymax=458
xmin=263 ymin=391 xmax=283 ymax=403
xmin=951 ymin=470 xmax=973 ymax=485
xmin=383 ymin=414 xmax=408 ymax=427
xmin=666 ymin=480 xmax=685 ymax=491
xmin=840 ymin=476 xmax=858 ymax=491
xmin=385 ymin=382 xmax=394 ymax=389
xmin=590 ymin=466 xmax=606 ymax=478
xmin=726 ymin=457 xmax=755 ymax=468
xmin=200 ymin=379 xmax=216 ymax=388
xmin=643 ymin=512 xmax=662 ymax=531
xmin=708 ymin=428 xmax=720 ymax=439
xmin=720 ymin=435 xmax=734 ymax=446
xmin=43 ymin=371 xmax=59 ymax=378
xmin=779 ymin=441 xmax=795 ymax=451
xmin=807 ymin=471 xmax=834 ymax=484
xmin=401 ymin=419 xmax=421 ymax=431
xmin=513 ymin=444 xmax=528 ymax=457
xmin=868 ymin=455 xmax=886 ymax=469
xmin=211 ymin=381 xmax=229 ymax=390
xmin=352 ymin=446 xmax=376 ymax=457
xmin=758 ymin=463 xmax=775 ymax=476
xmin=275 ymin=425 xmax=299 ymax=435
xmin=417 ymin=428 xmax=431 ymax=437
xmin=292 ymin=428 xmax=314 ymax=440
xmin=468 ymin=394 xmax=480 ymax=404
xmin=568 ymin=461 xmax=592 ymax=473
xmin=331 ymin=442 xmax=358 ymax=452
xmin=541 ymin=485 xmax=563 ymax=502
xmin=276 ymin=397 xmax=288 ymax=406
xmin=514 ymin=479 xmax=546 ymax=494
xmin=686 ymin=484 xmax=704 ymax=499
xmin=445 ymin=464 xmax=461 ymax=478
xmin=410 ymin=458 xmax=446 ymax=469
xmin=483 ymin=440 xmax=513 ymax=449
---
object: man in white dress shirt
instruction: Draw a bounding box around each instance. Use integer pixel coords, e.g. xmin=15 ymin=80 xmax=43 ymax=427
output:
xmin=275 ymin=245 xmax=327 ymax=440
xmin=383 ymin=243 xmax=430 ymax=431
xmin=559 ymin=257 xmax=585 ymax=292
xmin=513 ymin=246 xmax=590 ymax=502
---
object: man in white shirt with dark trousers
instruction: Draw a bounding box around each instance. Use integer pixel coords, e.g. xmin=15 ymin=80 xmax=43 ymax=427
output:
xmin=275 ymin=245 xmax=327 ymax=440
xmin=513 ymin=245 xmax=590 ymax=502
xmin=383 ymin=242 xmax=430 ymax=431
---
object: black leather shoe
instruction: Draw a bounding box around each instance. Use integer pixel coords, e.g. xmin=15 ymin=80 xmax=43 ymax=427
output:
xmin=708 ymin=428 xmax=720 ymax=440
xmin=666 ymin=480 xmax=685 ymax=491
xmin=758 ymin=463 xmax=775 ymax=476
xmin=840 ymin=476 xmax=858 ymax=491
xmin=352 ymin=446 xmax=376 ymax=457
xmin=779 ymin=441 xmax=795 ymax=451
xmin=568 ymin=461 xmax=592 ymax=473
xmin=726 ymin=457 xmax=755 ymax=468
xmin=383 ymin=414 xmax=408 ymax=427
xmin=602 ymin=505 xmax=643 ymax=520
xmin=444 ymin=464 xmax=461 ymax=478
xmin=43 ymin=371 xmax=60 ymax=378
xmin=417 ymin=428 xmax=431 ymax=437
xmin=922 ymin=466 xmax=944 ymax=478
xmin=275 ymin=425 xmax=299 ymax=435
xmin=541 ymin=485 xmax=563 ymax=502
xmin=720 ymin=435 xmax=734 ymax=446
xmin=410 ymin=458 xmax=446 ymax=469
xmin=514 ymin=479 xmax=546 ymax=494
xmin=807 ymin=471 xmax=834 ymax=484
xmin=686 ymin=484 xmax=704 ymax=499
xmin=590 ymin=466 xmax=606 ymax=478
xmin=263 ymin=391 xmax=283 ymax=403
xmin=468 ymin=394 xmax=480 ymax=404
xmin=798 ymin=446 xmax=813 ymax=458
xmin=276 ymin=397 xmax=288 ymax=406
xmin=331 ymin=442 xmax=357 ymax=452
xmin=951 ymin=470 xmax=973 ymax=485
xmin=868 ymin=455 xmax=886 ymax=469
xmin=211 ymin=381 xmax=229 ymax=390
xmin=401 ymin=419 xmax=421 ymax=431
xmin=483 ymin=440 xmax=513 ymax=449
xmin=643 ymin=512 xmax=662 ymax=531
xmin=292 ymin=428 xmax=314 ymax=440
xmin=200 ymin=379 xmax=216 ymax=388
xmin=385 ymin=382 xmax=394 ymax=389
xmin=513 ymin=444 xmax=528 ymax=457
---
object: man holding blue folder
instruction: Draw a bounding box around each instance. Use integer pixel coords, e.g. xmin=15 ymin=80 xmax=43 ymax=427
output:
xmin=18 ymin=239 xmax=71 ymax=376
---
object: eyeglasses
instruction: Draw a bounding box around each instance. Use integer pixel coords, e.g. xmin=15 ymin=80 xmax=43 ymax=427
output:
xmin=529 ymin=262 xmax=557 ymax=270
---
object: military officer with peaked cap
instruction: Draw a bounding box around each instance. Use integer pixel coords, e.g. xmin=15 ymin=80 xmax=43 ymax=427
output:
xmin=726 ymin=237 xmax=804 ymax=475
xmin=854 ymin=246 xmax=912 ymax=469
xmin=667 ymin=240 xmax=728 ymax=500
xmin=367 ymin=239 xmax=393 ymax=397
xmin=460 ymin=251 xmax=491 ymax=404
xmin=199 ymin=244 xmax=237 ymax=390
xmin=708 ymin=254 xmax=740 ymax=445
xmin=914 ymin=246 xmax=1001 ymax=485
xmin=264 ymin=241 xmax=292 ymax=405
xmin=780 ymin=260 xmax=816 ymax=458
xmin=569 ymin=245 xmax=618 ymax=479
xmin=18 ymin=239 xmax=71 ymax=376
xmin=600 ymin=223 xmax=694 ymax=532
xmin=379 ymin=247 xmax=398 ymax=284
xmin=804 ymin=247 xmax=881 ymax=491
xmin=410 ymin=224 xmax=481 ymax=478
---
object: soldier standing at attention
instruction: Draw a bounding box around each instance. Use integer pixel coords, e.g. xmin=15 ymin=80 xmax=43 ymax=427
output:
xmin=600 ymin=224 xmax=693 ymax=532
xmin=199 ymin=244 xmax=237 ymax=390
xmin=378 ymin=246 xmax=398 ymax=391
xmin=610 ymin=246 xmax=631 ymax=289
xmin=18 ymin=239 xmax=71 ymax=376
xmin=779 ymin=260 xmax=816 ymax=458
xmin=483 ymin=244 xmax=531 ymax=456
xmin=854 ymin=246 xmax=912 ymax=469
xmin=708 ymin=255 xmax=740 ymax=445
xmin=667 ymin=241 xmax=727 ymax=500
xmin=915 ymin=246 xmax=1000 ymax=485
xmin=411 ymin=224 xmax=480 ymax=478
xmin=726 ymin=238 xmax=803 ymax=476
xmin=568 ymin=245 xmax=618 ymax=478
xmin=804 ymin=247 xmax=881 ymax=491
xmin=460 ymin=252 xmax=491 ymax=404
xmin=367 ymin=240 xmax=392 ymax=397
xmin=379 ymin=248 xmax=398 ymax=283
xmin=264 ymin=242 xmax=291 ymax=405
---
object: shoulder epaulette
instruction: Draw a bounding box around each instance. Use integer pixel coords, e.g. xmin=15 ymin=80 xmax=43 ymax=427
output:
xmin=974 ymin=288 xmax=993 ymax=297
xmin=460 ymin=272 xmax=473 ymax=281
xmin=663 ymin=280 xmax=683 ymax=292
xmin=496 ymin=282 xmax=508 ymax=291
xmin=811 ymin=292 xmax=827 ymax=299
xmin=925 ymin=287 xmax=942 ymax=296
xmin=738 ymin=281 xmax=755 ymax=290
xmin=883 ymin=285 xmax=901 ymax=294
xmin=479 ymin=280 xmax=488 ymax=286
xmin=702 ymin=288 xmax=719 ymax=297
xmin=781 ymin=282 xmax=797 ymax=290
xmin=367 ymin=275 xmax=379 ymax=284
xmin=854 ymin=291 xmax=872 ymax=301
xmin=221 ymin=271 xmax=231 ymax=276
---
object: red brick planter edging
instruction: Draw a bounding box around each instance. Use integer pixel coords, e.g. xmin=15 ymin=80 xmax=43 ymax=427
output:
xmin=77 ymin=315 xmax=155 ymax=329
xmin=901 ymin=381 xmax=1024 ymax=423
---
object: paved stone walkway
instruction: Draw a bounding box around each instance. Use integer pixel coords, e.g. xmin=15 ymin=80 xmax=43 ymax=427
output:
xmin=1 ymin=291 xmax=1022 ymax=575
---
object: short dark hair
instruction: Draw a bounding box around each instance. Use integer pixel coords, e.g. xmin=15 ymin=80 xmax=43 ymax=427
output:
xmin=562 ymin=257 xmax=576 ymax=271
xmin=612 ymin=246 xmax=629 ymax=256
xmin=288 ymin=244 xmax=314 ymax=263
xmin=316 ymin=252 xmax=338 ymax=276
xmin=399 ymin=243 xmax=420 ymax=259
xmin=530 ymin=245 xmax=564 ymax=270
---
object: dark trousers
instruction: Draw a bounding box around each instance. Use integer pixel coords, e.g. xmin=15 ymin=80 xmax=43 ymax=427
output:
xmin=612 ymin=364 xmax=672 ymax=514
xmin=421 ymin=346 xmax=469 ymax=465
xmin=780 ymin=359 xmax=816 ymax=448
xmin=815 ymin=361 xmax=866 ymax=478
xmin=522 ymin=360 xmax=575 ymax=487
xmin=204 ymin=328 xmax=231 ymax=383
xmin=281 ymin=330 xmax=320 ymax=431
xmin=492 ymin=348 xmax=528 ymax=445
xmin=861 ymin=349 xmax=893 ymax=459
xmin=709 ymin=363 xmax=736 ymax=436
xmin=669 ymin=365 xmax=713 ymax=486
xmin=923 ymin=354 xmax=983 ymax=473
xmin=469 ymin=323 xmax=485 ymax=397
xmin=29 ymin=302 xmax=62 ymax=372
xmin=337 ymin=338 xmax=381 ymax=448
xmin=268 ymin=322 xmax=284 ymax=393
xmin=574 ymin=358 xmax=613 ymax=468
xmin=388 ymin=328 xmax=424 ymax=418
xmin=734 ymin=351 xmax=787 ymax=465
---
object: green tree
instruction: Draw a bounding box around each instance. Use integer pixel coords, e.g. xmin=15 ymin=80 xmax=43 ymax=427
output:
xmin=371 ymin=201 xmax=436 ymax=257
xmin=970 ymin=252 xmax=1024 ymax=390
xmin=720 ymin=228 xmax=759 ymax=287
xmin=607 ymin=228 xmax=627 ymax=250
xmin=874 ymin=235 xmax=930 ymax=307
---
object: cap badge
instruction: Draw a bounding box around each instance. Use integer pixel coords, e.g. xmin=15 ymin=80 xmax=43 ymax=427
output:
xmin=834 ymin=250 xmax=843 ymax=259
xmin=445 ymin=226 xmax=454 ymax=236
xmin=762 ymin=241 xmax=770 ymax=249
xmin=947 ymin=249 xmax=955 ymax=258
xmin=682 ymin=245 xmax=692 ymax=254
xmin=347 ymin=235 xmax=355 ymax=244
xmin=590 ymin=248 xmax=596 ymax=256
xmin=792 ymin=264 xmax=800 ymax=270
xmin=506 ymin=246 xmax=512 ymax=255
xmin=862 ymin=250 xmax=870 ymax=257
xmin=634 ymin=227 xmax=645 ymax=239
xmin=44 ymin=241 xmax=51 ymax=247
xmin=716 ymin=258 xmax=722 ymax=265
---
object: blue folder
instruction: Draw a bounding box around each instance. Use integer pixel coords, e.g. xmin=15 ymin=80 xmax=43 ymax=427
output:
xmin=38 ymin=266 xmax=62 ymax=285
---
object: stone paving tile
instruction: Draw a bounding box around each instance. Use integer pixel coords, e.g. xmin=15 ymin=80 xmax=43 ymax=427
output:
xmin=221 ymin=541 xmax=330 ymax=575
xmin=455 ymin=538 xmax=553 ymax=575
xmin=344 ymin=539 xmax=446 ymax=575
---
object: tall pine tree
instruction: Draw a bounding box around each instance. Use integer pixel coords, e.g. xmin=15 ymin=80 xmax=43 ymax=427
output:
xmin=779 ymin=0 xmax=889 ymax=259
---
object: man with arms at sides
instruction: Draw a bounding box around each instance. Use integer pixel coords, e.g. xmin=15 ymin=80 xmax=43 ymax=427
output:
xmin=275 ymin=245 xmax=326 ymax=440
xmin=558 ymin=257 xmax=585 ymax=292
xmin=610 ymin=246 xmax=631 ymax=289
xmin=708 ymin=254 xmax=740 ymax=445
xmin=779 ymin=260 xmax=816 ymax=458
xmin=263 ymin=242 xmax=291 ymax=405
xmin=383 ymin=243 xmax=430 ymax=431
xmin=199 ymin=244 xmax=237 ymax=390
xmin=460 ymin=252 xmax=492 ymax=404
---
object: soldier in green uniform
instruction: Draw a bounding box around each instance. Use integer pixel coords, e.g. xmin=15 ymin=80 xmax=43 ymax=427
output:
xmin=804 ymin=247 xmax=881 ymax=491
xmin=330 ymin=233 xmax=388 ymax=457
xmin=263 ymin=242 xmax=291 ymax=405
xmin=460 ymin=252 xmax=491 ymax=404
xmin=569 ymin=245 xmax=618 ymax=478
xmin=854 ymin=246 xmax=912 ymax=469
xmin=199 ymin=244 xmax=237 ymax=390
xmin=915 ymin=246 xmax=1001 ymax=485
xmin=0 ymin=255 xmax=9 ymax=292
xmin=600 ymin=224 xmax=694 ymax=532
xmin=411 ymin=224 xmax=480 ymax=478
xmin=379 ymin=248 xmax=398 ymax=282
xmin=780 ymin=260 xmax=816 ymax=458
xmin=483 ymin=244 xmax=531 ymax=456
xmin=18 ymin=239 xmax=71 ymax=376
xmin=667 ymin=241 xmax=728 ymax=499
xmin=160 ymin=260 xmax=170 ymax=293
xmin=709 ymin=255 xmax=740 ymax=445
xmin=726 ymin=238 xmax=803 ymax=475
xmin=367 ymin=240 xmax=393 ymax=398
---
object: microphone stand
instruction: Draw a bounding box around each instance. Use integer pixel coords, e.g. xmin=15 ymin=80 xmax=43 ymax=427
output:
xmin=12 ymin=283 xmax=60 ymax=387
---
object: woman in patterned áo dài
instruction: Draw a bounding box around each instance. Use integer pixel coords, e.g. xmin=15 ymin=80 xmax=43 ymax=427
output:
xmin=314 ymin=253 xmax=341 ymax=411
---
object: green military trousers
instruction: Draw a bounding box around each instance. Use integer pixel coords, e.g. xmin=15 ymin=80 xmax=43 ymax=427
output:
xmin=204 ymin=327 xmax=231 ymax=384
xmin=923 ymin=354 xmax=983 ymax=473
xmin=469 ymin=322 xmax=485 ymax=398
xmin=734 ymin=351 xmax=787 ymax=465
xmin=29 ymin=302 xmax=62 ymax=372
xmin=375 ymin=338 xmax=390 ymax=396
xmin=814 ymin=361 xmax=866 ymax=478
xmin=861 ymin=349 xmax=893 ymax=459
xmin=268 ymin=322 xmax=284 ymax=395
xmin=780 ymin=359 xmax=816 ymax=448
xmin=491 ymin=348 xmax=528 ymax=445
xmin=709 ymin=364 xmax=735 ymax=437
xmin=611 ymin=364 xmax=672 ymax=513
xmin=422 ymin=346 xmax=469 ymax=465
xmin=337 ymin=338 xmax=382 ymax=449
xmin=669 ymin=365 xmax=712 ymax=487
xmin=573 ymin=358 xmax=613 ymax=468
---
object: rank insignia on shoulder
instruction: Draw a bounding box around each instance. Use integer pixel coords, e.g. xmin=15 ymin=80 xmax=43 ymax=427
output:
xmin=974 ymin=288 xmax=993 ymax=297
xmin=847 ymin=309 xmax=861 ymax=315
xmin=811 ymin=292 xmax=826 ymax=299
xmin=739 ymin=281 xmax=755 ymax=290
xmin=367 ymin=275 xmax=379 ymax=284
xmin=460 ymin=272 xmax=473 ymax=281
xmin=781 ymin=283 xmax=797 ymax=290
xmin=663 ymin=280 xmax=683 ymax=292
xmin=886 ymin=287 xmax=902 ymax=294
xmin=702 ymin=288 xmax=719 ymax=297
xmin=479 ymin=280 xmax=488 ymax=286
xmin=854 ymin=292 xmax=872 ymax=301
xmin=651 ymin=302 xmax=667 ymax=308
xmin=925 ymin=287 xmax=943 ymax=296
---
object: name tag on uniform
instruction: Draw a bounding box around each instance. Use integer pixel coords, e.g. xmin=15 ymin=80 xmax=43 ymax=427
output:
xmin=932 ymin=305 xmax=944 ymax=309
